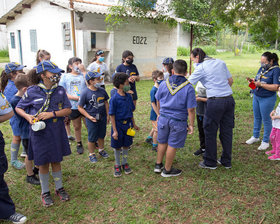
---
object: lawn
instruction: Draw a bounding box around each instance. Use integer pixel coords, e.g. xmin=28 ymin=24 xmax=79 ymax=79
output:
xmin=2 ymin=52 xmax=280 ymax=224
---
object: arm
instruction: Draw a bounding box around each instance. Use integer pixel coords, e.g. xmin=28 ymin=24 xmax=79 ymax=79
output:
xmin=78 ymin=105 xmax=96 ymax=122
xmin=105 ymin=101 xmax=110 ymax=123
xmin=37 ymin=108 xmax=71 ymax=121
xmin=131 ymin=117 xmax=139 ymax=130
xmin=67 ymin=93 xmax=79 ymax=101
xmin=196 ymin=96 xmax=207 ymax=102
xmin=157 ymin=100 xmax=160 ymax=115
xmin=0 ymin=110 xmax=14 ymax=123
xmin=16 ymin=108 xmax=35 ymax=124
xmin=110 ymin=115 xmax=118 ymax=140
xmin=255 ymin=82 xmax=279 ymax=91
xmin=187 ymin=108 xmax=195 ymax=135
xmin=151 ymin=102 xmax=159 ymax=116
xmin=228 ymin=77 xmax=233 ymax=87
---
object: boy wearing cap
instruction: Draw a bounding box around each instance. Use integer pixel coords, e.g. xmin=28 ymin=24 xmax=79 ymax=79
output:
xmin=16 ymin=61 xmax=72 ymax=207
xmin=154 ymin=60 xmax=196 ymax=177
xmin=78 ymin=71 xmax=110 ymax=163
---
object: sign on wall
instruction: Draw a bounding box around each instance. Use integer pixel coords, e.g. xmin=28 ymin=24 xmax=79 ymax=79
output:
xmin=132 ymin=36 xmax=147 ymax=45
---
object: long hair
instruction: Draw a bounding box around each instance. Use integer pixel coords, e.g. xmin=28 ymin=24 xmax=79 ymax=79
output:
xmin=36 ymin=49 xmax=51 ymax=64
xmin=0 ymin=70 xmax=14 ymax=92
xmin=191 ymin=48 xmax=207 ymax=63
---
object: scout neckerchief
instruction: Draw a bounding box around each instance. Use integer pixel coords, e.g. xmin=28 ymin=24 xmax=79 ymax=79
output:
xmin=34 ymin=82 xmax=58 ymax=117
xmin=166 ymin=77 xmax=190 ymax=95
xmin=256 ymin=65 xmax=279 ymax=82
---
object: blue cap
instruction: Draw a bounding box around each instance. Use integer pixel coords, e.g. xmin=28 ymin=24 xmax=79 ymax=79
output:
xmin=96 ymin=50 xmax=104 ymax=56
xmin=5 ymin=62 xmax=26 ymax=74
xmin=85 ymin=71 xmax=102 ymax=81
xmin=162 ymin=57 xmax=174 ymax=64
xmin=35 ymin=60 xmax=65 ymax=74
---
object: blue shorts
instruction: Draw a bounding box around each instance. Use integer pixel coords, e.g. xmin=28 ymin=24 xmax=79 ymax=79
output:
xmin=85 ymin=116 xmax=107 ymax=143
xmin=10 ymin=116 xmax=21 ymax=137
xmin=157 ymin=115 xmax=188 ymax=148
xmin=111 ymin=119 xmax=133 ymax=149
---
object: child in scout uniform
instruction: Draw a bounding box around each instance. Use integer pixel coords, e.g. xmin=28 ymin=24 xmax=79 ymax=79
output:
xmin=10 ymin=74 xmax=40 ymax=185
xmin=16 ymin=61 xmax=72 ymax=207
xmin=115 ymin=50 xmax=140 ymax=107
xmin=162 ymin=57 xmax=174 ymax=80
xmin=1 ymin=62 xmax=26 ymax=169
xmin=109 ymin=72 xmax=139 ymax=177
xmin=78 ymin=71 xmax=110 ymax=163
xmin=145 ymin=70 xmax=164 ymax=151
xmin=154 ymin=60 xmax=197 ymax=177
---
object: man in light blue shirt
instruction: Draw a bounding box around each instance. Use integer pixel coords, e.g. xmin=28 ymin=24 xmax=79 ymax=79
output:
xmin=189 ymin=48 xmax=235 ymax=170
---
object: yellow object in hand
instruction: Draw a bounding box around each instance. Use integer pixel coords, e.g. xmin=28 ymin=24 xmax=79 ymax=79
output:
xmin=127 ymin=128 xmax=136 ymax=137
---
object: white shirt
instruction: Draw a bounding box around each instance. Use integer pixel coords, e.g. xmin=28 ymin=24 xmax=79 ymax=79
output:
xmin=273 ymin=102 xmax=280 ymax=129
xmin=87 ymin=61 xmax=108 ymax=86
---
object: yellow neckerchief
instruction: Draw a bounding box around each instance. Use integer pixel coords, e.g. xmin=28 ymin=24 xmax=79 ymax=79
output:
xmin=257 ymin=65 xmax=279 ymax=81
xmin=166 ymin=78 xmax=190 ymax=96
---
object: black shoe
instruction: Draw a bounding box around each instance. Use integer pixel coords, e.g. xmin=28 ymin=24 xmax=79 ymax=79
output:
xmin=122 ymin=163 xmax=132 ymax=174
xmin=145 ymin=138 xmax=153 ymax=145
xmin=76 ymin=144 xmax=84 ymax=154
xmin=8 ymin=212 xmax=27 ymax=224
xmin=198 ymin=161 xmax=217 ymax=170
xmin=193 ymin=148 xmax=205 ymax=156
xmin=217 ymin=159 xmax=232 ymax=169
xmin=114 ymin=165 xmax=122 ymax=177
xmin=152 ymin=146 xmax=157 ymax=152
xmin=161 ymin=167 xmax=182 ymax=177
xmin=55 ymin=187 xmax=70 ymax=201
xmin=154 ymin=163 xmax=164 ymax=173
xmin=41 ymin=191 xmax=54 ymax=207
xmin=26 ymin=175 xmax=40 ymax=185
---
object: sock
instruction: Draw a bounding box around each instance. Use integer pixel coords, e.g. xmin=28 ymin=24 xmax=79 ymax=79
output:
xmin=52 ymin=171 xmax=63 ymax=190
xmin=152 ymin=143 xmax=158 ymax=147
xmin=114 ymin=149 xmax=121 ymax=166
xmin=122 ymin=149 xmax=128 ymax=165
xmin=98 ymin=148 xmax=104 ymax=152
xmin=39 ymin=172 xmax=50 ymax=194
xmin=147 ymin=136 xmax=152 ymax=139
xmin=10 ymin=143 xmax=20 ymax=162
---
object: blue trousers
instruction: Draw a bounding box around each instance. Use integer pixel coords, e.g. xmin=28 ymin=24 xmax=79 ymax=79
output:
xmin=0 ymin=133 xmax=15 ymax=219
xmin=253 ymin=94 xmax=276 ymax=143
xmin=203 ymin=96 xmax=235 ymax=167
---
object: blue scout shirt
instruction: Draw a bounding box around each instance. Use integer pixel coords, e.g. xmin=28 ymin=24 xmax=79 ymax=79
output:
xmin=16 ymin=85 xmax=71 ymax=115
xmin=188 ymin=58 xmax=233 ymax=98
xmin=79 ymin=87 xmax=109 ymax=117
xmin=253 ymin=64 xmax=280 ymax=97
xmin=109 ymin=92 xmax=135 ymax=120
xmin=155 ymin=75 xmax=197 ymax=121
xmin=150 ymin=86 xmax=158 ymax=121
xmin=110 ymin=88 xmax=117 ymax=98
xmin=4 ymin=80 xmax=18 ymax=103
xmin=115 ymin=64 xmax=139 ymax=93
xmin=59 ymin=73 xmax=87 ymax=109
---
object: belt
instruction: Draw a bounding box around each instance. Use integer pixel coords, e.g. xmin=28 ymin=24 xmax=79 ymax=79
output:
xmin=160 ymin=114 xmax=187 ymax=122
xmin=117 ymin=119 xmax=131 ymax=124
xmin=208 ymin=95 xmax=232 ymax=99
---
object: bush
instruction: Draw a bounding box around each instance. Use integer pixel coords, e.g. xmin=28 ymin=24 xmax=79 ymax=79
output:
xmin=177 ymin=45 xmax=217 ymax=57
xmin=242 ymin=43 xmax=264 ymax=54
xmin=177 ymin=46 xmax=190 ymax=56
xmin=0 ymin=49 xmax=9 ymax=57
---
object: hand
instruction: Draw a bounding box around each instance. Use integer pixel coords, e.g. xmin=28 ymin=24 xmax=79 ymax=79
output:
xmin=128 ymin=76 xmax=135 ymax=83
xmin=255 ymin=81 xmax=261 ymax=87
xmin=88 ymin=116 xmax=97 ymax=123
xmin=246 ymin=77 xmax=254 ymax=83
xmin=127 ymin=90 xmax=134 ymax=95
xmin=188 ymin=125 xmax=194 ymax=135
xmin=27 ymin=115 xmax=37 ymax=124
xmin=134 ymin=125 xmax=140 ymax=131
xmin=37 ymin=112 xmax=54 ymax=121
xmin=78 ymin=64 xmax=86 ymax=73
xmin=112 ymin=131 xmax=118 ymax=140
xmin=270 ymin=110 xmax=276 ymax=117
xmin=271 ymin=115 xmax=277 ymax=120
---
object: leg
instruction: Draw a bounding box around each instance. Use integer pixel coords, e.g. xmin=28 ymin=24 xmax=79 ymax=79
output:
xmin=39 ymin=163 xmax=50 ymax=194
xmin=164 ymin=146 xmax=176 ymax=171
xmin=252 ymin=95 xmax=262 ymax=139
xmin=88 ymin=141 xmax=96 ymax=154
xmin=156 ymin=143 xmax=168 ymax=164
xmin=197 ymin=115 xmax=206 ymax=149
xmin=51 ymin=162 xmax=69 ymax=201
xmin=72 ymin=117 xmax=82 ymax=143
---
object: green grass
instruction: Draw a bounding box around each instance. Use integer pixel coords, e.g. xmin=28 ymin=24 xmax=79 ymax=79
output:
xmin=3 ymin=52 xmax=280 ymax=223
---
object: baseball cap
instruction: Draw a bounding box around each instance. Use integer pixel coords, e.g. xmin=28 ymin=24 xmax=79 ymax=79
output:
xmin=5 ymin=62 xmax=26 ymax=74
xmin=35 ymin=60 xmax=65 ymax=74
xmin=85 ymin=70 xmax=102 ymax=81
xmin=162 ymin=57 xmax=174 ymax=65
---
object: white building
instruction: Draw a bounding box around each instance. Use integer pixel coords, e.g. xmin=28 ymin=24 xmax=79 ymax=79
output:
xmin=0 ymin=0 xmax=194 ymax=77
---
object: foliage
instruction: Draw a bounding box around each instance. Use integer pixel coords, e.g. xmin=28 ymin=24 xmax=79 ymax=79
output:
xmin=178 ymin=45 xmax=217 ymax=57
xmin=0 ymin=49 xmax=9 ymax=57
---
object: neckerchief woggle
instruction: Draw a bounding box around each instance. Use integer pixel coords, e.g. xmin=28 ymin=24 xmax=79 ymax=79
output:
xmin=34 ymin=82 xmax=58 ymax=117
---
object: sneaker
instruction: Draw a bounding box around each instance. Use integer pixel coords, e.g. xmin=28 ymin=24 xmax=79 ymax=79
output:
xmin=268 ymin=154 xmax=280 ymax=160
xmin=8 ymin=212 xmax=27 ymax=224
xmin=114 ymin=165 xmax=122 ymax=177
xmin=217 ymin=159 xmax=232 ymax=169
xmin=152 ymin=145 xmax=157 ymax=152
xmin=193 ymin=148 xmax=205 ymax=156
xmin=33 ymin=167 xmax=39 ymax=175
xmin=122 ymin=163 xmax=132 ymax=174
xmin=89 ymin=154 xmax=98 ymax=163
xmin=198 ymin=161 xmax=217 ymax=170
xmin=154 ymin=163 xmax=164 ymax=173
xmin=55 ymin=187 xmax=70 ymax=201
xmin=265 ymin=150 xmax=276 ymax=155
xmin=26 ymin=175 xmax=40 ymax=185
xmin=41 ymin=192 xmax=54 ymax=207
xmin=99 ymin=150 xmax=109 ymax=158
xmin=11 ymin=160 xmax=25 ymax=170
xmin=145 ymin=138 xmax=153 ymax=145
xmin=258 ymin=141 xmax=269 ymax=150
xmin=246 ymin=136 xmax=260 ymax=145
xmin=68 ymin=136 xmax=75 ymax=141
xmin=161 ymin=167 xmax=182 ymax=177
xmin=76 ymin=144 xmax=84 ymax=154
xmin=20 ymin=152 xmax=27 ymax=158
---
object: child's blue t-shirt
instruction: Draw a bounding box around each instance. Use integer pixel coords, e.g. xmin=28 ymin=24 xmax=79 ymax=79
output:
xmin=150 ymin=86 xmax=158 ymax=121
xmin=4 ymin=80 xmax=18 ymax=103
xmin=110 ymin=88 xmax=117 ymax=98
xmin=79 ymin=87 xmax=109 ymax=117
xmin=115 ymin=64 xmax=139 ymax=93
xmin=109 ymin=92 xmax=135 ymax=120
xmin=59 ymin=73 xmax=87 ymax=110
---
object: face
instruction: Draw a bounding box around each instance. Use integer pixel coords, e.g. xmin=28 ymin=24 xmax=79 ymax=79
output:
xmin=260 ymin=56 xmax=269 ymax=65
xmin=191 ymin=54 xmax=199 ymax=63
xmin=97 ymin=54 xmax=105 ymax=59
xmin=157 ymin=76 xmax=164 ymax=81
xmin=89 ymin=77 xmax=101 ymax=86
xmin=124 ymin=56 xmax=134 ymax=65
xmin=41 ymin=55 xmax=51 ymax=61
xmin=43 ymin=71 xmax=60 ymax=84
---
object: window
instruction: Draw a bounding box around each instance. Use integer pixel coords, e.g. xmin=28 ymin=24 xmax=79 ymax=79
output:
xmin=30 ymin=30 xmax=38 ymax=52
xmin=10 ymin=32 xmax=15 ymax=49
xmin=91 ymin=32 xmax=96 ymax=49
xmin=62 ymin=22 xmax=71 ymax=50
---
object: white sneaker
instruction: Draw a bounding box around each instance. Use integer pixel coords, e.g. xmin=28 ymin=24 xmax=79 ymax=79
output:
xmin=246 ymin=136 xmax=260 ymax=145
xmin=258 ymin=141 xmax=269 ymax=150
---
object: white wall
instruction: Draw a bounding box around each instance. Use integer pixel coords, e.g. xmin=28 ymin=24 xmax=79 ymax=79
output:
xmin=0 ymin=0 xmax=22 ymax=18
xmin=0 ymin=25 xmax=8 ymax=50
xmin=6 ymin=0 xmax=73 ymax=70
xmin=177 ymin=23 xmax=190 ymax=48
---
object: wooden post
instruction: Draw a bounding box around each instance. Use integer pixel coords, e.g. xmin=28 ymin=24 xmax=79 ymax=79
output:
xmin=189 ymin=24 xmax=194 ymax=75
xmin=70 ymin=0 xmax=77 ymax=56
